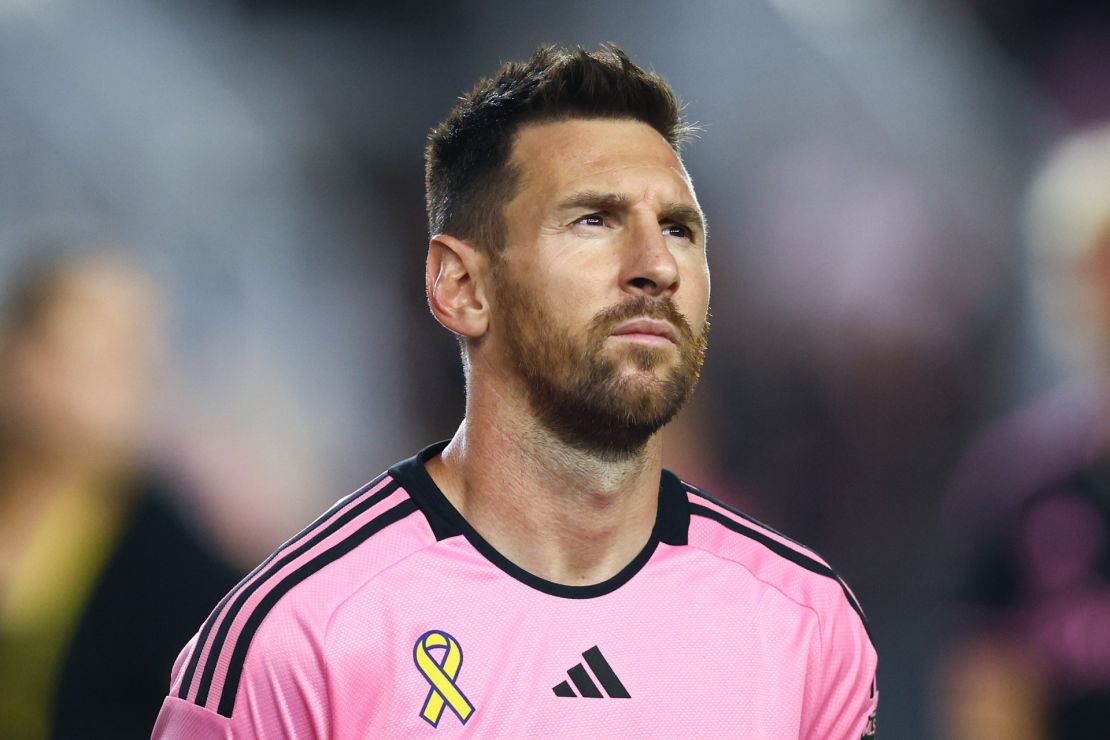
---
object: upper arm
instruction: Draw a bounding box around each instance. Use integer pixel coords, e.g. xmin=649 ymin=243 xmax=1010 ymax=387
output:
xmin=801 ymin=588 xmax=879 ymax=740
xmin=153 ymin=609 xmax=332 ymax=739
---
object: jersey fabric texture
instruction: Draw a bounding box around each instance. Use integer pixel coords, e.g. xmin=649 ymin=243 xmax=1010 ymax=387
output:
xmin=153 ymin=442 xmax=878 ymax=739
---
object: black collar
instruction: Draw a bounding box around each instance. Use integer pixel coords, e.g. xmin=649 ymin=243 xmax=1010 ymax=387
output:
xmin=389 ymin=441 xmax=690 ymax=599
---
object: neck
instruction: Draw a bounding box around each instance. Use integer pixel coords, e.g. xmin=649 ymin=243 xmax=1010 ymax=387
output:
xmin=425 ymin=379 xmax=663 ymax=587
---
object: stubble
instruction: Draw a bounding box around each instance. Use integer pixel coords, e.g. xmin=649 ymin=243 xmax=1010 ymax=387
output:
xmin=493 ymin=270 xmax=708 ymax=461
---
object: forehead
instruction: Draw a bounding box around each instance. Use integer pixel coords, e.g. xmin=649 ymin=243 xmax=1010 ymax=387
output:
xmin=509 ymin=118 xmax=695 ymax=204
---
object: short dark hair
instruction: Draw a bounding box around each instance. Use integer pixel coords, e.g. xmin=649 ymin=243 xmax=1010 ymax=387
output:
xmin=425 ymin=43 xmax=694 ymax=254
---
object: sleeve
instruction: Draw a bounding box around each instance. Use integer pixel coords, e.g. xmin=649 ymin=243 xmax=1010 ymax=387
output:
xmin=151 ymin=695 xmax=234 ymax=740
xmin=151 ymin=608 xmax=333 ymax=739
xmin=801 ymin=585 xmax=879 ymax=740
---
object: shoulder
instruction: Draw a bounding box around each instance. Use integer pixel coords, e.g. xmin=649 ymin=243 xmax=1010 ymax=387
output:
xmin=676 ymin=475 xmax=872 ymax=644
xmin=167 ymin=469 xmax=434 ymax=720
xmin=674 ymin=477 xmax=879 ymax=737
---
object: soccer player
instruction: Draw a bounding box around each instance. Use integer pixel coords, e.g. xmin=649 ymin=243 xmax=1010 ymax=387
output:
xmin=152 ymin=44 xmax=878 ymax=738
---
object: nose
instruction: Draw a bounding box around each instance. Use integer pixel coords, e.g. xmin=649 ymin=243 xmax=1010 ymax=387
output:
xmin=620 ymin=217 xmax=680 ymax=298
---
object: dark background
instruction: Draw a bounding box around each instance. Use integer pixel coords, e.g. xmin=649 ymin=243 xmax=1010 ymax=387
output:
xmin=3 ymin=0 xmax=1109 ymax=735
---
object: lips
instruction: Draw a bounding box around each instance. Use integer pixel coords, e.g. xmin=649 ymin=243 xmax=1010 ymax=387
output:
xmin=610 ymin=318 xmax=677 ymax=344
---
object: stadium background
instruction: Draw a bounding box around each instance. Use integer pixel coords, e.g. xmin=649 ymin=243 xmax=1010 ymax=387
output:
xmin=2 ymin=0 xmax=1108 ymax=736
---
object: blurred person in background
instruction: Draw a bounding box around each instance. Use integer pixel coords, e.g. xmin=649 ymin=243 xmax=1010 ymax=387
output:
xmin=940 ymin=124 xmax=1110 ymax=739
xmin=0 ymin=251 xmax=239 ymax=739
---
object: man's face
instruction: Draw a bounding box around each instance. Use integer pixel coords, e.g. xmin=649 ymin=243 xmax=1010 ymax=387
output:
xmin=489 ymin=118 xmax=710 ymax=460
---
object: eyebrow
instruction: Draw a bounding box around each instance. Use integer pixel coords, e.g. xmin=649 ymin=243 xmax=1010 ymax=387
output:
xmin=555 ymin=190 xmax=707 ymax=239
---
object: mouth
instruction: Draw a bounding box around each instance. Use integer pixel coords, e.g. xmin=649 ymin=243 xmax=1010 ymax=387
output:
xmin=609 ymin=318 xmax=678 ymax=346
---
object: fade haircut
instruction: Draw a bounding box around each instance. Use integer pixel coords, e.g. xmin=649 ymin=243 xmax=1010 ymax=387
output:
xmin=425 ymin=43 xmax=695 ymax=255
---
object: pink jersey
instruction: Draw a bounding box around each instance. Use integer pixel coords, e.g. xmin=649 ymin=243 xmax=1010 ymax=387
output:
xmin=152 ymin=443 xmax=878 ymax=739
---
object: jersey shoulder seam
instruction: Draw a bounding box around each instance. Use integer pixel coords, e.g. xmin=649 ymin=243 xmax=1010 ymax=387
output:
xmin=683 ymin=484 xmax=873 ymax=643
xmin=680 ymin=540 xmax=826 ymax=632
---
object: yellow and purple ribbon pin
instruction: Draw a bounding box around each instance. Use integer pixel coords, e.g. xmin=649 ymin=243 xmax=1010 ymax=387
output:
xmin=413 ymin=630 xmax=475 ymax=726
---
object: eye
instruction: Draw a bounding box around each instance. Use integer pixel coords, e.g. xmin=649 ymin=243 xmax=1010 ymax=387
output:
xmin=573 ymin=213 xmax=606 ymax=227
xmin=662 ymin=222 xmax=694 ymax=240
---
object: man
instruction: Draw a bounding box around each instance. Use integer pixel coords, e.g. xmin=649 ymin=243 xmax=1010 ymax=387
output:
xmin=153 ymin=44 xmax=878 ymax=738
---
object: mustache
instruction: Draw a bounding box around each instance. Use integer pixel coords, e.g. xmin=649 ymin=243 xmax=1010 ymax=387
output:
xmin=591 ymin=296 xmax=696 ymax=343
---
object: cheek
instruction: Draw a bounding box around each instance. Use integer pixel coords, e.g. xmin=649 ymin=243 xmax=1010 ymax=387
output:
xmin=531 ymin=256 xmax=613 ymax=316
xmin=680 ymin=261 xmax=711 ymax=324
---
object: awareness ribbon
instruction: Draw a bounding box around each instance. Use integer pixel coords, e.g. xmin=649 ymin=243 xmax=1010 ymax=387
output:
xmin=413 ymin=630 xmax=475 ymax=726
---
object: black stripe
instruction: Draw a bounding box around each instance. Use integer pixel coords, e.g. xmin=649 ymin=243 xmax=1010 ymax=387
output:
xmin=567 ymin=664 xmax=603 ymax=698
xmin=688 ymin=502 xmax=872 ymax=641
xmin=686 ymin=486 xmax=815 ymax=557
xmin=191 ymin=479 xmax=401 ymax=708
xmin=582 ymin=646 xmax=630 ymax=698
xmin=178 ymin=473 xmax=394 ymax=699
xmin=552 ymin=680 xmax=576 ymax=697
xmin=217 ymin=500 xmax=418 ymax=717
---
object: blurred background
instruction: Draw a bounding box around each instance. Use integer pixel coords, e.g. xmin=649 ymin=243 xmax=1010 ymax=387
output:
xmin=1 ymin=0 xmax=1109 ymax=737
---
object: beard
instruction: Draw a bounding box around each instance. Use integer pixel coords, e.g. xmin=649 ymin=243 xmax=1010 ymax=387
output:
xmin=493 ymin=269 xmax=708 ymax=461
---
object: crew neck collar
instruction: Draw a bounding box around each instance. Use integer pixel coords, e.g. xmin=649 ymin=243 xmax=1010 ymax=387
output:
xmin=389 ymin=440 xmax=690 ymax=599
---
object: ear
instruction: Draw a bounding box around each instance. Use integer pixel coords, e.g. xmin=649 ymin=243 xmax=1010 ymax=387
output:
xmin=426 ymin=234 xmax=490 ymax=339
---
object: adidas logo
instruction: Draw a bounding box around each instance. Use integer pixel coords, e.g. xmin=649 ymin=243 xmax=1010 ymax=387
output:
xmin=552 ymin=646 xmax=630 ymax=699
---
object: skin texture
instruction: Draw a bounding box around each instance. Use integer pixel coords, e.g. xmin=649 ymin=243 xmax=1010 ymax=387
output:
xmin=424 ymin=118 xmax=710 ymax=587
xmin=491 ymin=241 xmax=707 ymax=462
